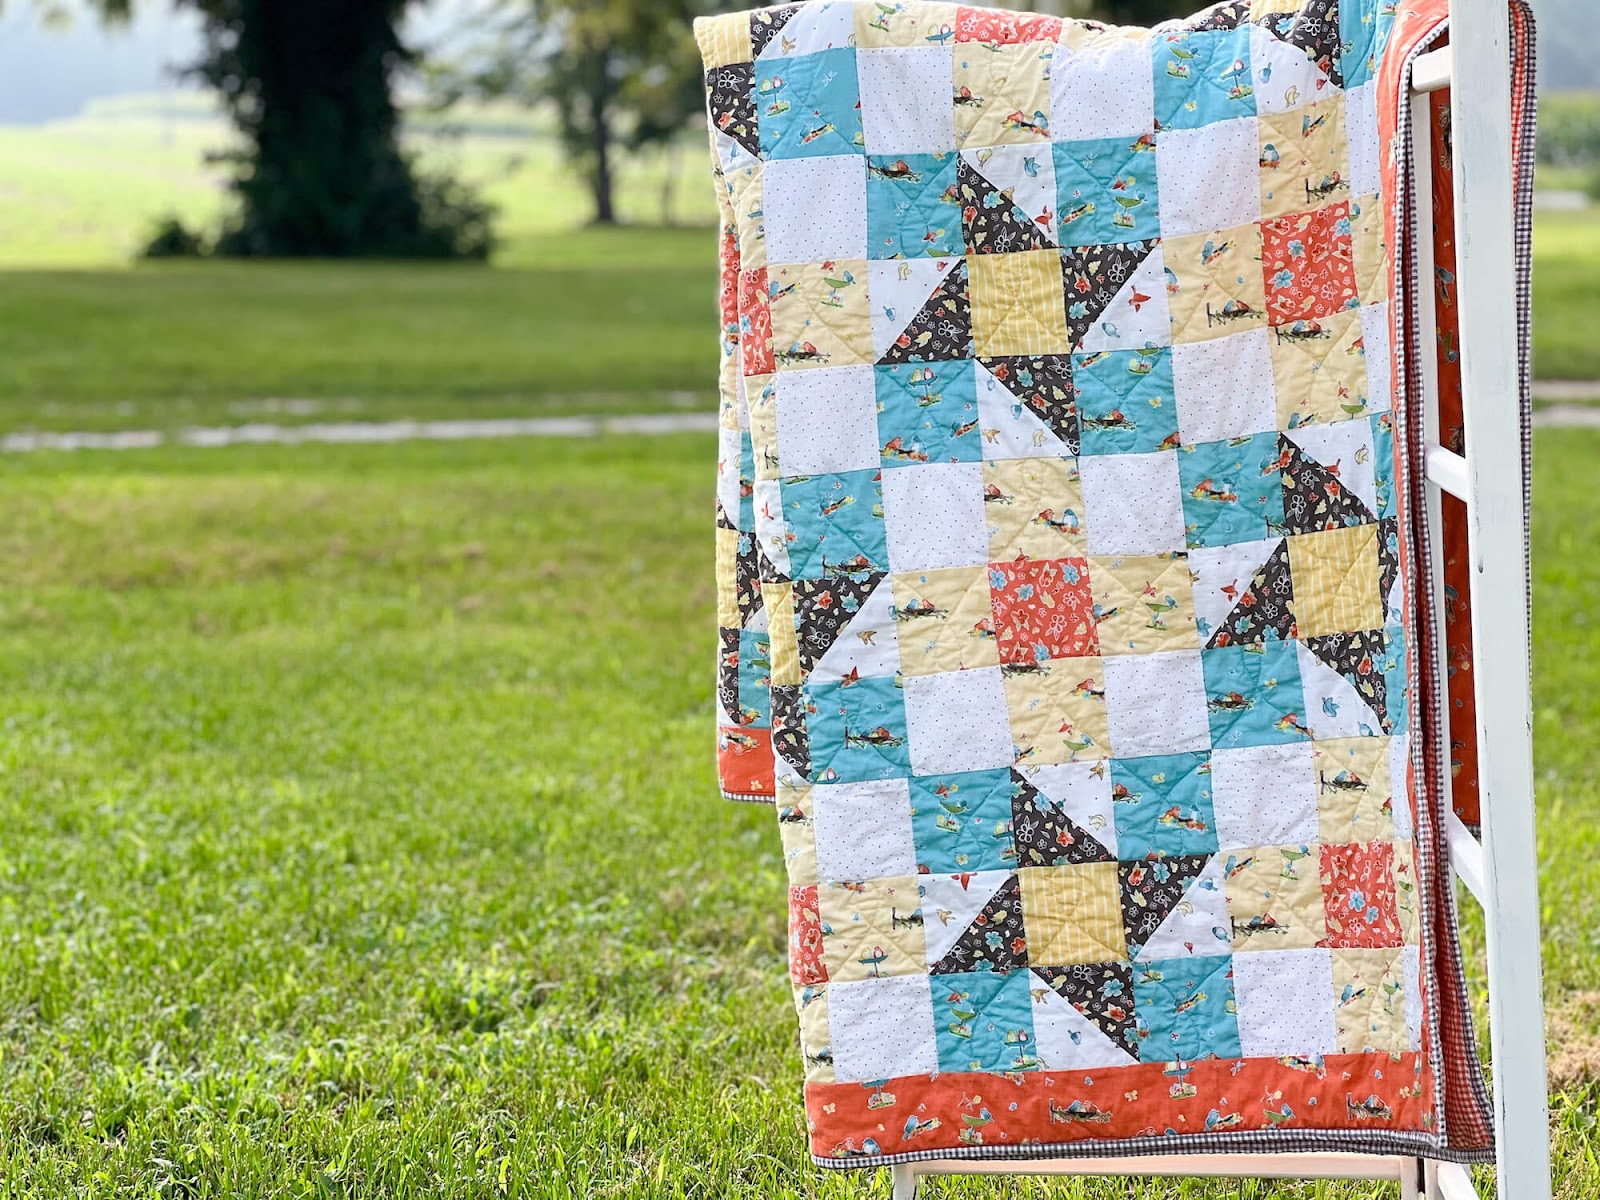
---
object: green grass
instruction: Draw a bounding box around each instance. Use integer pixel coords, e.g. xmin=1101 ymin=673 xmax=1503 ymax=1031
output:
xmin=0 ymin=429 xmax=1588 ymax=1197
xmin=1532 ymin=210 xmax=1600 ymax=381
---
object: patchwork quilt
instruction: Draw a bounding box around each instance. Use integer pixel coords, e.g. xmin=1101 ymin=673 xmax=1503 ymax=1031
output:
xmin=700 ymin=0 xmax=1535 ymax=1169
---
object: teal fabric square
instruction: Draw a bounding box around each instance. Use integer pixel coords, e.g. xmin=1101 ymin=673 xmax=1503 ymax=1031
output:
xmin=758 ymin=47 xmax=864 ymax=160
xmin=1202 ymin=642 xmax=1310 ymax=749
xmin=875 ymin=361 xmax=982 ymax=466
xmin=1073 ymin=348 xmax=1177 ymax=456
xmin=1151 ymin=27 xmax=1257 ymax=130
xmin=1110 ymin=751 xmax=1217 ymax=860
xmin=909 ymin=768 xmax=1016 ymax=873
xmin=1179 ymin=433 xmax=1286 ymax=549
xmin=1132 ymin=954 xmax=1240 ymax=1063
xmin=1372 ymin=413 xmax=1397 ymax=519
xmin=867 ymin=153 xmax=962 ymax=259
xmin=1052 ymin=136 xmax=1161 ymax=247
xmin=1381 ymin=624 xmax=1408 ymax=735
xmin=781 ymin=469 xmax=888 ymax=580
xmin=804 ymin=674 xmax=911 ymax=783
xmin=736 ymin=629 xmax=773 ymax=724
xmin=1340 ymin=0 xmax=1396 ymax=91
xmin=933 ymin=969 xmax=1039 ymax=1073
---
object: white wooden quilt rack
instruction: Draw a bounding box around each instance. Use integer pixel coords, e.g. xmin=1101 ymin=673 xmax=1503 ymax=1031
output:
xmin=891 ymin=2 xmax=1552 ymax=1197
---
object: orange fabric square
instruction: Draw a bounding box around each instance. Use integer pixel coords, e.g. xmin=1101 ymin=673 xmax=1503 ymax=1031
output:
xmin=1319 ymin=840 xmax=1404 ymax=950
xmin=790 ymin=884 xmax=828 ymax=986
xmin=988 ymin=555 xmax=1099 ymax=665
xmin=739 ymin=266 xmax=776 ymax=376
xmin=1261 ymin=203 xmax=1358 ymax=327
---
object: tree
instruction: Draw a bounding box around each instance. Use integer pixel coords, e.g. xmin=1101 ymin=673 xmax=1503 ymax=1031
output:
xmin=51 ymin=0 xmax=492 ymax=258
xmin=451 ymin=0 xmax=712 ymax=227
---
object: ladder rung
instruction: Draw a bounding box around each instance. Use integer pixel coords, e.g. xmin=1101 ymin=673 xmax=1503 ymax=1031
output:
xmin=1447 ymin=810 xmax=1486 ymax=906
xmin=1424 ymin=442 xmax=1469 ymax=502
xmin=1411 ymin=47 xmax=1451 ymax=94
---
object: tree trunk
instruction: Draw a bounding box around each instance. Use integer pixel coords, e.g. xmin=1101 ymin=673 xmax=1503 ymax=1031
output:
xmin=588 ymin=80 xmax=617 ymax=225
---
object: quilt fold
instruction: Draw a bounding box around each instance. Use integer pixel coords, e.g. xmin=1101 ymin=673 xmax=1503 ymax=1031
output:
xmin=701 ymin=0 xmax=1534 ymax=1168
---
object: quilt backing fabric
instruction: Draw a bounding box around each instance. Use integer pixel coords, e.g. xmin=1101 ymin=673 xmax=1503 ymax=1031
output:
xmin=700 ymin=0 xmax=1534 ymax=1168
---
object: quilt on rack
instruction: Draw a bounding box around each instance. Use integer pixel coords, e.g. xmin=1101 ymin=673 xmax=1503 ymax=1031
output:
xmin=701 ymin=0 xmax=1535 ymax=1168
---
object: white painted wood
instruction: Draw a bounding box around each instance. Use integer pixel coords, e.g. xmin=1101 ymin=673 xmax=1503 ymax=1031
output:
xmin=898 ymin=1152 xmax=1409 ymax=1180
xmin=1425 ymin=443 xmax=1471 ymax=503
xmin=1448 ymin=0 xmax=1552 ymax=1197
xmin=1427 ymin=1160 xmax=1483 ymax=1200
xmin=1401 ymin=1157 xmax=1424 ymax=1200
xmin=1447 ymin=810 xmax=1487 ymax=905
xmin=891 ymin=1163 xmax=918 ymax=1199
xmin=1412 ymin=47 xmax=1453 ymax=93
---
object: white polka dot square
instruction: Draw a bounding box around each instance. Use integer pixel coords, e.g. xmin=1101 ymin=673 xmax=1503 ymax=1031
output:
xmin=883 ymin=461 xmax=990 ymax=571
xmin=762 ymin=155 xmax=869 ymax=265
xmin=1078 ymin=450 xmax=1186 ymax=555
xmin=1103 ymin=649 xmax=1211 ymax=757
xmin=1233 ymin=947 xmax=1338 ymax=1057
xmin=1051 ymin=33 xmax=1154 ymax=140
xmin=774 ymin=365 xmax=882 ymax=475
xmin=1211 ymin=743 xmax=1319 ymax=849
xmin=828 ymin=975 xmax=941 ymax=1083
xmin=859 ymin=47 xmax=957 ymax=155
xmin=812 ymin=778 xmax=918 ymax=882
xmin=903 ymin=667 xmax=1014 ymax=774
xmin=1173 ymin=329 xmax=1277 ymax=444
xmin=1345 ymin=82 xmax=1382 ymax=196
xmin=1155 ymin=118 xmax=1263 ymax=237
xmin=1361 ymin=301 xmax=1393 ymax=415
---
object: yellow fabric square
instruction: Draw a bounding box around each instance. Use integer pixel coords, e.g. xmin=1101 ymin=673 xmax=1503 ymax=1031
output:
xmin=983 ymin=457 xmax=1086 ymax=560
xmin=969 ymin=250 xmax=1072 ymax=357
xmin=1258 ymin=96 xmax=1350 ymax=219
xmin=795 ymin=984 xmax=833 ymax=1083
xmin=856 ymin=0 xmax=960 ymax=47
xmin=716 ymin=526 xmax=742 ymax=627
xmin=818 ymin=874 xmax=927 ymax=983
xmin=1349 ymin=191 xmax=1388 ymax=304
xmin=1331 ymin=948 xmax=1409 ymax=1053
xmin=1223 ymin=844 xmax=1329 ymax=950
xmin=1286 ymin=525 xmax=1383 ymax=637
xmin=1088 ymin=552 xmax=1199 ymax=655
xmin=1392 ymin=840 xmax=1420 ymax=943
xmin=890 ymin=566 xmax=1000 ymax=675
xmin=1020 ymin=863 xmax=1127 ymax=964
xmin=778 ymin=783 xmax=818 ymax=885
xmin=1270 ymin=306 xmax=1369 ymax=427
xmin=764 ymin=580 xmax=802 ymax=686
xmin=694 ymin=12 xmax=753 ymax=69
xmin=953 ymin=41 xmax=1054 ymax=148
xmin=1313 ymin=736 xmax=1394 ymax=844
xmin=769 ymin=259 xmax=873 ymax=370
xmin=1164 ymin=225 xmax=1269 ymax=344
xmin=1250 ymin=0 xmax=1305 ymax=15
xmin=1003 ymin=655 xmax=1110 ymax=764
xmin=725 ymin=161 xmax=765 ymax=269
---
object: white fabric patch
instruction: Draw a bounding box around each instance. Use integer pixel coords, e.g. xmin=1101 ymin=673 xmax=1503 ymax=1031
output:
xmin=1389 ymin=733 xmax=1414 ymax=842
xmin=751 ymin=477 xmax=791 ymax=577
xmin=859 ymin=46 xmax=957 ymax=155
xmin=869 ymin=256 xmax=960 ymax=361
xmin=1156 ymin=118 xmax=1264 ymax=237
xmin=809 ymin=575 xmax=904 ymax=684
xmin=828 ymin=975 xmax=941 ymax=1083
xmin=1361 ymin=300 xmax=1394 ymax=415
xmin=1016 ymin=761 xmax=1118 ymax=857
xmin=812 ymin=778 xmax=917 ymax=881
xmin=904 ymin=666 xmax=1014 ymax=774
xmin=1250 ymin=22 xmax=1337 ymax=116
xmin=763 ymin=155 xmax=868 ymax=264
xmin=1030 ymin=970 xmax=1139 ymax=1069
xmin=921 ymin=870 xmax=1011 ymax=965
xmin=774 ymin=364 xmax=882 ymax=475
xmin=1079 ymin=449 xmax=1186 ymax=555
xmin=1345 ymin=82 xmax=1383 ymax=196
xmin=1103 ymin=649 xmax=1211 ymax=756
xmin=1298 ymin=642 xmax=1385 ymax=740
xmin=1187 ymin=535 xmax=1281 ymax=649
xmin=1051 ymin=33 xmax=1155 ymax=140
xmin=1211 ymin=743 xmax=1320 ymax=848
xmin=1402 ymin=943 xmax=1423 ymax=1048
xmin=975 ymin=361 xmax=1077 ymax=460
xmin=1287 ymin=418 xmax=1378 ymax=518
xmin=1135 ymin=853 xmax=1231 ymax=961
xmin=1074 ymin=246 xmax=1171 ymax=353
xmin=962 ymin=144 xmax=1058 ymax=245
xmin=1173 ymin=329 xmax=1277 ymax=443
xmin=1233 ymin=947 xmax=1339 ymax=1057
xmin=883 ymin=461 xmax=990 ymax=571
xmin=756 ymin=1 xmax=856 ymax=60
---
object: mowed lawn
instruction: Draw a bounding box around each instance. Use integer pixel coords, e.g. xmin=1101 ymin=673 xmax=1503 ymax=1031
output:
xmin=0 ymin=431 xmax=1589 ymax=1198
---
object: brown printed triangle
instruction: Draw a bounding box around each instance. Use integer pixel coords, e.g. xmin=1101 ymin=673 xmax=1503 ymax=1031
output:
xmin=1378 ymin=515 xmax=1399 ymax=608
xmin=976 ymin=355 xmax=1080 ymax=453
xmin=1010 ymin=770 xmax=1115 ymax=866
xmin=705 ymin=63 xmax=760 ymax=160
xmin=771 ymin=684 xmax=811 ymax=778
xmin=1302 ymin=628 xmax=1390 ymax=729
xmin=1118 ymin=853 xmax=1212 ymax=957
xmin=792 ymin=571 xmax=887 ymax=674
xmin=1280 ymin=434 xmax=1378 ymax=534
xmin=931 ymin=873 xmax=1029 ymax=975
xmin=1062 ymin=240 xmax=1159 ymax=347
xmin=877 ymin=259 xmax=973 ymax=365
xmin=957 ymin=158 xmax=1056 ymax=255
xmin=749 ymin=7 xmax=798 ymax=57
xmin=1206 ymin=539 xmax=1296 ymax=649
xmin=1034 ymin=962 xmax=1138 ymax=1058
